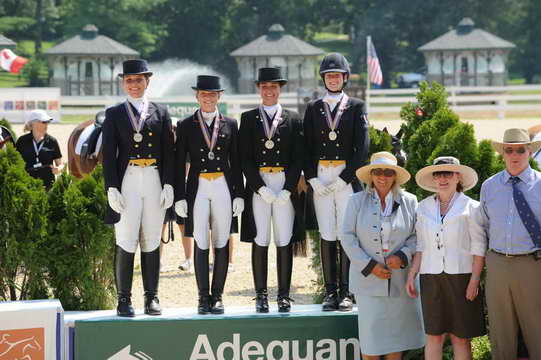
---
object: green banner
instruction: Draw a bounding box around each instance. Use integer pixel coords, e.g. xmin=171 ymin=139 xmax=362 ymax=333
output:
xmin=74 ymin=307 xmax=359 ymax=359
xmin=161 ymin=102 xmax=228 ymax=118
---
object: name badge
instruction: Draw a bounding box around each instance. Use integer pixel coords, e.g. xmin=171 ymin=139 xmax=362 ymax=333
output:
xmin=33 ymin=162 xmax=42 ymax=168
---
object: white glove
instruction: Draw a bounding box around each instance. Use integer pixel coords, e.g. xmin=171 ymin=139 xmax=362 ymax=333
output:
xmin=275 ymin=189 xmax=291 ymax=206
xmin=175 ymin=200 xmax=188 ymax=218
xmin=258 ymin=186 xmax=277 ymax=204
xmin=308 ymin=178 xmax=331 ymax=197
xmin=107 ymin=187 xmax=125 ymax=214
xmin=232 ymin=197 xmax=245 ymax=217
xmin=160 ymin=184 xmax=174 ymax=210
xmin=329 ymin=177 xmax=348 ymax=193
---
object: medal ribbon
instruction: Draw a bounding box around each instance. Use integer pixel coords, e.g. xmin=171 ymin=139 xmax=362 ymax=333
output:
xmin=124 ymin=98 xmax=149 ymax=134
xmin=197 ymin=110 xmax=221 ymax=152
xmin=32 ymin=138 xmax=45 ymax=163
xmin=323 ymin=94 xmax=349 ymax=132
xmin=258 ymin=104 xmax=283 ymax=141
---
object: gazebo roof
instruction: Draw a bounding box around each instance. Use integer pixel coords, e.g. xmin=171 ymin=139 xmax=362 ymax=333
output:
xmin=0 ymin=34 xmax=16 ymax=48
xmin=45 ymin=25 xmax=139 ymax=56
xmin=419 ymin=18 xmax=515 ymax=52
xmin=230 ymin=24 xmax=324 ymax=57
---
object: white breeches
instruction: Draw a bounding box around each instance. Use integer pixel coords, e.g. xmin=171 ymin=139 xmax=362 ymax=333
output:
xmin=253 ymin=171 xmax=295 ymax=247
xmin=115 ymin=166 xmax=165 ymax=253
xmin=313 ymin=163 xmax=353 ymax=241
xmin=193 ymin=176 xmax=231 ymax=250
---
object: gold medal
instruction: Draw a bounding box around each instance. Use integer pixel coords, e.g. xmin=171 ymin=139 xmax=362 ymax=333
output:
xmin=265 ymin=140 xmax=275 ymax=149
xmin=329 ymin=131 xmax=337 ymax=141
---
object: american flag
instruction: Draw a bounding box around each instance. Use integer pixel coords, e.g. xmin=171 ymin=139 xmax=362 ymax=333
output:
xmin=367 ymin=37 xmax=383 ymax=86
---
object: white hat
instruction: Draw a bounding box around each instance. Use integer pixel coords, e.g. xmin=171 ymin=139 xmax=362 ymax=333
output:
xmin=415 ymin=156 xmax=478 ymax=192
xmin=491 ymin=128 xmax=541 ymax=155
xmin=28 ymin=109 xmax=53 ymax=123
xmin=355 ymin=151 xmax=411 ymax=185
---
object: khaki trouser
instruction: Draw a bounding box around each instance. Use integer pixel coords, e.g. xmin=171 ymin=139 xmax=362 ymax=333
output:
xmin=486 ymin=250 xmax=541 ymax=360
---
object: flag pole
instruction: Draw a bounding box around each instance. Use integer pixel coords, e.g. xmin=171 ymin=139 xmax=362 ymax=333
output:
xmin=366 ymin=35 xmax=371 ymax=114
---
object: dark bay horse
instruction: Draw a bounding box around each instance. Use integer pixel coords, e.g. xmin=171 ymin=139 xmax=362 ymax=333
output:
xmin=67 ymin=111 xmax=105 ymax=178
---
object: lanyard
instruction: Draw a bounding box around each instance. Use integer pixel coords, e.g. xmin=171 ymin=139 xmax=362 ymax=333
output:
xmin=124 ymin=99 xmax=149 ymax=134
xmin=197 ymin=110 xmax=221 ymax=157
xmin=322 ymin=94 xmax=349 ymax=132
xmin=258 ymin=104 xmax=282 ymax=140
xmin=32 ymin=138 xmax=45 ymax=163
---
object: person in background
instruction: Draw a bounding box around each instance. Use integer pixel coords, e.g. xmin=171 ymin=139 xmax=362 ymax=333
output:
xmin=472 ymin=128 xmax=541 ymax=360
xmin=407 ymin=156 xmax=486 ymax=360
xmin=16 ymin=109 xmax=62 ymax=190
xmin=341 ymin=152 xmax=424 ymax=359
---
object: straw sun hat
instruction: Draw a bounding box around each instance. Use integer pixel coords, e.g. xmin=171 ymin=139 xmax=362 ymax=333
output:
xmin=356 ymin=152 xmax=411 ymax=185
xmin=491 ymin=128 xmax=541 ymax=155
xmin=415 ymin=156 xmax=478 ymax=192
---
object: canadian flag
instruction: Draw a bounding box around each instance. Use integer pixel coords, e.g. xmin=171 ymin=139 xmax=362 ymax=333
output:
xmin=0 ymin=49 xmax=29 ymax=74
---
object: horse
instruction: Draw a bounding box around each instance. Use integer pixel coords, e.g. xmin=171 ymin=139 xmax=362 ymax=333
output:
xmin=67 ymin=111 xmax=105 ymax=178
xmin=0 ymin=125 xmax=15 ymax=150
xmin=380 ymin=127 xmax=407 ymax=166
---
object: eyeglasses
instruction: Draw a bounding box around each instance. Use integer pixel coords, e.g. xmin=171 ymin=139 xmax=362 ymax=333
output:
xmin=371 ymin=168 xmax=396 ymax=177
xmin=432 ymin=171 xmax=455 ymax=179
xmin=503 ymin=147 xmax=527 ymax=154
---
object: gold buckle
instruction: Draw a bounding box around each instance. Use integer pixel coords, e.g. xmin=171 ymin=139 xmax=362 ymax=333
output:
xmin=319 ymin=160 xmax=346 ymax=168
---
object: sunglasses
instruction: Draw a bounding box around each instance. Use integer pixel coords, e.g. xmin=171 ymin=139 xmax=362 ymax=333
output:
xmin=503 ymin=147 xmax=527 ymax=154
xmin=371 ymin=168 xmax=396 ymax=177
xmin=432 ymin=171 xmax=455 ymax=179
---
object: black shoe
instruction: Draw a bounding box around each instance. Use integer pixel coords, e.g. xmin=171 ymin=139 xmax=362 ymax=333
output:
xmin=322 ymin=292 xmax=339 ymax=311
xmin=255 ymin=292 xmax=269 ymax=313
xmin=211 ymin=295 xmax=224 ymax=314
xmin=198 ymin=295 xmax=211 ymax=315
xmin=338 ymin=293 xmax=353 ymax=312
xmin=277 ymin=296 xmax=293 ymax=313
xmin=144 ymin=295 xmax=162 ymax=315
xmin=117 ymin=296 xmax=135 ymax=317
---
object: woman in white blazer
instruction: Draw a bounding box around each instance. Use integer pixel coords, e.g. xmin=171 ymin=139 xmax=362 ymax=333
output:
xmin=406 ymin=156 xmax=486 ymax=360
xmin=340 ymin=152 xmax=424 ymax=359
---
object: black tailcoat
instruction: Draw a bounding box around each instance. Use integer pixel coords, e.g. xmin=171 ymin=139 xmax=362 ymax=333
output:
xmin=102 ymin=101 xmax=175 ymax=224
xmin=303 ymin=97 xmax=370 ymax=183
xmin=238 ymin=108 xmax=306 ymax=244
xmin=174 ymin=112 xmax=243 ymax=236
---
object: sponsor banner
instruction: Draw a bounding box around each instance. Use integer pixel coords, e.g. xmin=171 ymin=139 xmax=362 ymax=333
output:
xmin=0 ymin=88 xmax=61 ymax=123
xmin=162 ymin=102 xmax=227 ymax=119
xmin=74 ymin=305 xmax=359 ymax=360
xmin=0 ymin=299 xmax=63 ymax=360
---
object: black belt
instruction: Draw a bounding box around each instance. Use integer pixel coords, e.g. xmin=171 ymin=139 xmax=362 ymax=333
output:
xmin=490 ymin=249 xmax=535 ymax=258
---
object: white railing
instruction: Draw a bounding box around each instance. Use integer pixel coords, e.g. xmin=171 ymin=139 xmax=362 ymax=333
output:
xmin=367 ymin=85 xmax=541 ymax=119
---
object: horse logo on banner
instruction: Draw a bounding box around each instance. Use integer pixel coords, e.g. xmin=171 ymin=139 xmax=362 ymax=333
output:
xmin=0 ymin=328 xmax=44 ymax=360
xmin=107 ymin=345 xmax=153 ymax=360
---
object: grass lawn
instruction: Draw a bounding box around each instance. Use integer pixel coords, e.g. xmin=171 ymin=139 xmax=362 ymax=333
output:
xmin=0 ymin=72 xmax=27 ymax=87
xmin=312 ymin=32 xmax=352 ymax=61
xmin=61 ymin=115 xmax=93 ymax=124
xmin=0 ymin=40 xmax=54 ymax=88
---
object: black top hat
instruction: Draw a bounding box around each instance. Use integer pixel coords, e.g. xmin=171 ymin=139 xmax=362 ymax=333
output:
xmin=191 ymin=75 xmax=225 ymax=92
xmin=255 ymin=67 xmax=287 ymax=85
xmin=118 ymin=59 xmax=153 ymax=77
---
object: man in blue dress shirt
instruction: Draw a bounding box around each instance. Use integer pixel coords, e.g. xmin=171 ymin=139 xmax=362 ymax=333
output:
xmin=472 ymin=128 xmax=541 ymax=360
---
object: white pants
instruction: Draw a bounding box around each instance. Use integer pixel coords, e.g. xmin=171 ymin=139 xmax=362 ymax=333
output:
xmin=313 ymin=163 xmax=353 ymax=241
xmin=115 ymin=166 xmax=165 ymax=253
xmin=193 ymin=176 xmax=231 ymax=250
xmin=253 ymin=171 xmax=295 ymax=247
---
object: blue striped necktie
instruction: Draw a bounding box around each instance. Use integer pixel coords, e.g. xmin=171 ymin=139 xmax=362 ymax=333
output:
xmin=511 ymin=176 xmax=541 ymax=247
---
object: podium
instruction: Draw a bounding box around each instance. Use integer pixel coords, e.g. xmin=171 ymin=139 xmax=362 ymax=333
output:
xmin=66 ymin=305 xmax=359 ymax=360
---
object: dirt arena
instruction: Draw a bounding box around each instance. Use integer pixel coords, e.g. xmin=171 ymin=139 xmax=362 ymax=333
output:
xmin=11 ymin=116 xmax=541 ymax=310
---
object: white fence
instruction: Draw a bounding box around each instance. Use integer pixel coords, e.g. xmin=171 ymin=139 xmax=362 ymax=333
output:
xmin=367 ymin=85 xmax=541 ymax=119
xmin=60 ymin=85 xmax=541 ymax=120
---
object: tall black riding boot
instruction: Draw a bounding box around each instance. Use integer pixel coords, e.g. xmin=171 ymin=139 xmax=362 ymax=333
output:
xmin=277 ymin=243 xmax=294 ymax=313
xmin=211 ymin=241 xmax=229 ymax=314
xmin=320 ymin=239 xmax=339 ymax=311
xmin=114 ymin=245 xmax=135 ymax=317
xmin=338 ymin=244 xmax=353 ymax=311
xmin=252 ymin=243 xmax=269 ymax=313
xmin=194 ymin=243 xmax=211 ymax=314
xmin=141 ymin=247 xmax=161 ymax=315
